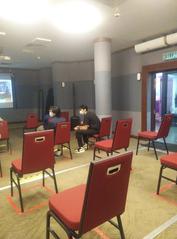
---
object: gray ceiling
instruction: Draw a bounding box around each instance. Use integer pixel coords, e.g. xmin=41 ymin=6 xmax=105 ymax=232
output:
xmin=0 ymin=0 xmax=177 ymax=69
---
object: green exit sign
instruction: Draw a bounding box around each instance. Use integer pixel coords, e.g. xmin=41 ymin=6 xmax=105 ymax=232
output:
xmin=163 ymin=51 xmax=177 ymax=61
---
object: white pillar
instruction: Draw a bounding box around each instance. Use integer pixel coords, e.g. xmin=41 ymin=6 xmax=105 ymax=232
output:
xmin=94 ymin=38 xmax=112 ymax=119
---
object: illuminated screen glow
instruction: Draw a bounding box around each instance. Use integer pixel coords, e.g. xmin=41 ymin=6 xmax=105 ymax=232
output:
xmin=0 ymin=75 xmax=14 ymax=108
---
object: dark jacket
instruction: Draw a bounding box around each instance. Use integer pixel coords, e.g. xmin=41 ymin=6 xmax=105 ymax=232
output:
xmin=83 ymin=111 xmax=100 ymax=131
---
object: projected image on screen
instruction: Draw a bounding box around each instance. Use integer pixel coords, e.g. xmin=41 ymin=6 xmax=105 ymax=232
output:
xmin=0 ymin=79 xmax=13 ymax=108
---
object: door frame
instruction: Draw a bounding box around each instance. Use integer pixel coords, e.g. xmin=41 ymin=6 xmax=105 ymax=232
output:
xmin=141 ymin=60 xmax=177 ymax=130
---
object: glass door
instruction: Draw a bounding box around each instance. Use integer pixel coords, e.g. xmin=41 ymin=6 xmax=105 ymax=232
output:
xmin=151 ymin=70 xmax=177 ymax=146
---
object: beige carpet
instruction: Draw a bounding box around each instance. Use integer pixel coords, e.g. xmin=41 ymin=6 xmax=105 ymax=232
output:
xmin=0 ymin=125 xmax=176 ymax=239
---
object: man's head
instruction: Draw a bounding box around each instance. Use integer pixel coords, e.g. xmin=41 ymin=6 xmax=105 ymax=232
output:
xmin=49 ymin=106 xmax=61 ymax=117
xmin=79 ymin=105 xmax=88 ymax=115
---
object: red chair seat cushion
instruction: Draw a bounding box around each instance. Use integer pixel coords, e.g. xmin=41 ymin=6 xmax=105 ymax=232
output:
xmin=12 ymin=159 xmax=22 ymax=174
xmin=49 ymin=184 xmax=86 ymax=230
xmin=95 ymin=139 xmax=113 ymax=151
xmin=138 ymin=131 xmax=158 ymax=139
xmin=160 ymin=153 xmax=177 ymax=169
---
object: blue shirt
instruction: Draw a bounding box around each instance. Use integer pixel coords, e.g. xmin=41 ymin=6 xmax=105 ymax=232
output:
xmin=43 ymin=114 xmax=65 ymax=130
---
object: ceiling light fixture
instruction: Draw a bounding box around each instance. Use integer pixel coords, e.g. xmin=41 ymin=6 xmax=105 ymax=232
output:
xmin=113 ymin=7 xmax=120 ymax=17
xmin=49 ymin=0 xmax=102 ymax=33
xmin=35 ymin=37 xmax=52 ymax=42
xmin=0 ymin=0 xmax=48 ymax=24
xmin=0 ymin=55 xmax=11 ymax=61
xmin=0 ymin=32 xmax=6 ymax=36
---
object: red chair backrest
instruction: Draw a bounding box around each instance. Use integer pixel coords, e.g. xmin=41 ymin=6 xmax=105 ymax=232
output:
xmin=99 ymin=117 xmax=112 ymax=138
xmin=0 ymin=120 xmax=9 ymax=140
xmin=55 ymin=122 xmax=71 ymax=145
xmin=22 ymin=130 xmax=55 ymax=174
xmin=60 ymin=112 xmax=69 ymax=122
xmin=80 ymin=151 xmax=133 ymax=234
xmin=157 ymin=114 xmax=173 ymax=138
xmin=25 ymin=113 xmax=39 ymax=129
xmin=112 ymin=118 xmax=132 ymax=151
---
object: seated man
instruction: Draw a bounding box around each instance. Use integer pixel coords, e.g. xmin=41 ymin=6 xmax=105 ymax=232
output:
xmin=44 ymin=106 xmax=65 ymax=130
xmin=44 ymin=106 xmax=65 ymax=156
xmin=75 ymin=105 xmax=100 ymax=153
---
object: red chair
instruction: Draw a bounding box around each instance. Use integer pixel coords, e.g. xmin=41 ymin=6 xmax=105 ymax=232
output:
xmin=10 ymin=130 xmax=58 ymax=212
xmin=136 ymin=114 xmax=173 ymax=160
xmin=0 ymin=120 xmax=11 ymax=153
xmin=46 ymin=151 xmax=133 ymax=239
xmin=156 ymin=153 xmax=177 ymax=194
xmin=60 ymin=112 xmax=70 ymax=122
xmin=93 ymin=119 xmax=132 ymax=161
xmin=55 ymin=122 xmax=72 ymax=159
xmin=88 ymin=117 xmax=112 ymax=147
xmin=24 ymin=113 xmax=39 ymax=132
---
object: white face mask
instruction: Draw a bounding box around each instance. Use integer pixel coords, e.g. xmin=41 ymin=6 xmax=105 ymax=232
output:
xmin=79 ymin=109 xmax=86 ymax=115
xmin=49 ymin=111 xmax=54 ymax=117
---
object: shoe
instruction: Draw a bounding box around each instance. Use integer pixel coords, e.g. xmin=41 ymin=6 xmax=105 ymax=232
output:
xmin=75 ymin=147 xmax=85 ymax=153
xmin=83 ymin=144 xmax=88 ymax=150
xmin=55 ymin=150 xmax=62 ymax=157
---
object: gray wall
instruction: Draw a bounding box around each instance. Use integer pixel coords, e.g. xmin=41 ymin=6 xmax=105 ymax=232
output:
xmin=0 ymin=67 xmax=52 ymax=122
xmin=52 ymin=45 xmax=177 ymax=135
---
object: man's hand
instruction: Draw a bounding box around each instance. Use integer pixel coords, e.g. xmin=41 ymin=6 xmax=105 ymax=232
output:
xmin=74 ymin=125 xmax=80 ymax=131
xmin=79 ymin=125 xmax=89 ymax=130
xmin=74 ymin=125 xmax=89 ymax=130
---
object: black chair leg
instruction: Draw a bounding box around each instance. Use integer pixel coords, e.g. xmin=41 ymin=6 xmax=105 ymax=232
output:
xmin=148 ymin=140 xmax=150 ymax=151
xmin=68 ymin=143 xmax=73 ymax=159
xmin=136 ymin=137 xmax=140 ymax=155
xmin=52 ymin=168 xmax=58 ymax=193
xmin=10 ymin=167 xmax=13 ymax=196
xmin=42 ymin=170 xmax=45 ymax=187
xmin=0 ymin=160 xmax=2 ymax=177
xmin=163 ymin=137 xmax=169 ymax=154
xmin=61 ymin=145 xmax=63 ymax=156
xmin=152 ymin=140 xmax=158 ymax=160
xmin=93 ymin=147 xmax=96 ymax=161
xmin=46 ymin=211 xmax=51 ymax=239
xmin=157 ymin=165 xmax=164 ymax=194
xmin=16 ymin=174 xmax=24 ymax=212
xmin=117 ymin=216 xmax=125 ymax=239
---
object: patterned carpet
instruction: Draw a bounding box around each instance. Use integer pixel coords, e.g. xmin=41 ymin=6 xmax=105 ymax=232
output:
xmin=0 ymin=125 xmax=176 ymax=239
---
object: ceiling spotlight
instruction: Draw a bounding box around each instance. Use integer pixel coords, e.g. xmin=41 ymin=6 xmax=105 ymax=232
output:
xmin=0 ymin=32 xmax=6 ymax=36
xmin=0 ymin=55 xmax=11 ymax=61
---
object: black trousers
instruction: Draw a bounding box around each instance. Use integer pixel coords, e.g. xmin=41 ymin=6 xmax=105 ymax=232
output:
xmin=75 ymin=129 xmax=98 ymax=148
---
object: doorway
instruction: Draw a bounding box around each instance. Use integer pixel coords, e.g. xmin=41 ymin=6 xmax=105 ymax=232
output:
xmin=151 ymin=70 xmax=177 ymax=145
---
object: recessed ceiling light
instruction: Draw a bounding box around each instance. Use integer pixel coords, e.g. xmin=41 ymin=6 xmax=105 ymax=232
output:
xmin=113 ymin=7 xmax=120 ymax=17
xmin=37 ymin=56 xmax=41 ymax=60
xmin=0 ymin=32 xmax=6 ymax=36
xmin=0 ymin=55 xmax=11 ymax=61
xmin=49 ymin=0 xmax=102 ymax=33
xmin=0 ymin=0 xmax=48 ymax=24
xmin=35 ymin=37 xmax=52 ymax=43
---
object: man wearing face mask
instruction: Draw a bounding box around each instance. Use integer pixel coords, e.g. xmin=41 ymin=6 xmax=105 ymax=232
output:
xmin=44 ymin=106 xmax=65 ymax=130
xmin=43 ymin=106 xmax=65 ymax=157
xmin=74 ymin=105 xmax=100 ymax=153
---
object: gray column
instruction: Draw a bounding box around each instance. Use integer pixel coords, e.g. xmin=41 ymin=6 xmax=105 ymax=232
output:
xmin=94 ymin=38 xmax=112 ymax=118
